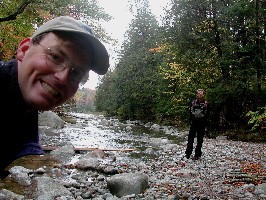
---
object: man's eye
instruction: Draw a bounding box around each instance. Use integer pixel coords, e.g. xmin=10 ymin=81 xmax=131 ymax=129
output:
xmin=47 ymin=51 xmax=64 ymax=64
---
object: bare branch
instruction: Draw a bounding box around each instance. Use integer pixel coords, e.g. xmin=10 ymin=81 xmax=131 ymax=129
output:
xmin=0 ymin=0 xmax=35 ymax=22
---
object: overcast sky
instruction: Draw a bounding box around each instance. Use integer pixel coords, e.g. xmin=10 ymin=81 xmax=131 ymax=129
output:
xmin=84 ymin=0 xmax=171 ymax=90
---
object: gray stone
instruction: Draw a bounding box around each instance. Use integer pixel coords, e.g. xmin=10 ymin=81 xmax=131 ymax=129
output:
xmin=39 ymin=111 xmax=64 ymax=128
xmin=107 ymin=172 xmax=149 ymax=197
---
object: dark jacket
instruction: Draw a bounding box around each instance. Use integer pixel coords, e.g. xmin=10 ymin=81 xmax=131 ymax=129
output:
xmin=190 ymin=99 xmax=210 ymax=123
xmin=0 ymin=59 xmax=43 ymax=177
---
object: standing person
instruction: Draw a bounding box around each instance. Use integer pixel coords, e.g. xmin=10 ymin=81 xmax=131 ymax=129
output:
xmin=185 ymin=89 xmax=210 ymax=160
xmin=0 ymin=16 xmax=109 ymax=179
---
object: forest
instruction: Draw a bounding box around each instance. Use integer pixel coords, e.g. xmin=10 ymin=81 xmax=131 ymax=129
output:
xmin=1 ymin=0 xmax=266 ymax=140
xmin=94 ymin=0 xmax=266 ymax=140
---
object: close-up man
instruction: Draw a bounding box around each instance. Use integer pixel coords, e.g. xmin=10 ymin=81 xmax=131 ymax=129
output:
xmin=0 ymin=16 xmax=109 ymax=179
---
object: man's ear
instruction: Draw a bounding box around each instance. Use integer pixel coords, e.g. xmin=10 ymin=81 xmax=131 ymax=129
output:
xmin=16 ymin=38 xmax=31 ymax=62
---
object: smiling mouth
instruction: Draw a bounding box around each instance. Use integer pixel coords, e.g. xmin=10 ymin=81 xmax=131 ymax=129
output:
xmin=41 ymin=81 xmax=60 ymax=97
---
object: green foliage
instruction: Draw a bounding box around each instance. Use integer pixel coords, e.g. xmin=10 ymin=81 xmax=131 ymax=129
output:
xmin=0 ymin=0 xmax=112 ymax=60
xmin=246 ymin=106 xmax=266 ymax=131
xmin=94 ymin=71 xmax=118 ymax=115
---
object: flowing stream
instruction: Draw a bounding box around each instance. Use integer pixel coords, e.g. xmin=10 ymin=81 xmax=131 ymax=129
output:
xmin=40 ymin=112 xmax=186 ymax=160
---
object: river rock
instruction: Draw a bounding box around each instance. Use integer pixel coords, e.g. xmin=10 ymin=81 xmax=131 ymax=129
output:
xmin=39 ymin=111 xmax=64 ymax=128
xmin=107 ymin=172 xmax=149 ymax=197
xmin=33 ymin=176 xmax=73 ymax=199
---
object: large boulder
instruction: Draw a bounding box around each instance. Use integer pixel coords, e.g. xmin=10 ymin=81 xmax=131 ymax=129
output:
xmin=38 ymin=111 xmax=64 ymax=129
xmin=107 ymin=172 xmax=149 ymax=197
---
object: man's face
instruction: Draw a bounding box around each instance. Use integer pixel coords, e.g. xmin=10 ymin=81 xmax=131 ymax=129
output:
xmin=197 ymin=90 xmax=204 ymax=99
xmin=17 ymin=32 xmax=91 ymax=111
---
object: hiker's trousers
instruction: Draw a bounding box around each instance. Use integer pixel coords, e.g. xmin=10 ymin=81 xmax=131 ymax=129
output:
xmin=185 ymin=120 xmax=206 ymax=158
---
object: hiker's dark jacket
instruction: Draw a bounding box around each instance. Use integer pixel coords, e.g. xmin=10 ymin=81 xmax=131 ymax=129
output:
xmin=190 ymin=99 xmax=210 ymax=122
xmin=0 ymin=59 xmax=44 ymax=177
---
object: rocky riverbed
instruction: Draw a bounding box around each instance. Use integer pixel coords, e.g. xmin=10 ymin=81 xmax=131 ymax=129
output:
xmin=0 ymin=112 xmax=266 ymax=199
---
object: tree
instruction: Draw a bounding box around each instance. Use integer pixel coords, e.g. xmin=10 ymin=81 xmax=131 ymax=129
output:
xmin=96 ymin=0 xmax=163 ymax=121
xmin=0 ymin=0 xmax=112 ymax=60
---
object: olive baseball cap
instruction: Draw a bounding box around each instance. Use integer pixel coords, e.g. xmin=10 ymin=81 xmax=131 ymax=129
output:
xmin=32 ymin=16 xmax=109 ymax=75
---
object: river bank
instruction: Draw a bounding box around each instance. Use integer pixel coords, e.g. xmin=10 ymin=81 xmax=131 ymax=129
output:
xmin=1 ymin=112 xmax=266 ymax=199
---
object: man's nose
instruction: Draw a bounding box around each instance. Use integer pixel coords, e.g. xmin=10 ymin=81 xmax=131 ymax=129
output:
xmin=53 ymin=67 xmax=71 ymax=84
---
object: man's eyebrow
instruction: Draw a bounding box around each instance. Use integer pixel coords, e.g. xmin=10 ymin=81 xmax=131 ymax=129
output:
xmin=49 ymin=46 xmax=67 ymax=55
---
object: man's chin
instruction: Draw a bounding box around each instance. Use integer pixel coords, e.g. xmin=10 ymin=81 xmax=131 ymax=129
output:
xmin=31 ymin=101 xmax=56 ymax=111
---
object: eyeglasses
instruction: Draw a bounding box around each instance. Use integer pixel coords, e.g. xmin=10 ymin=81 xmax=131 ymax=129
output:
xmin=37 ymin=43 xmax=88 ymax=86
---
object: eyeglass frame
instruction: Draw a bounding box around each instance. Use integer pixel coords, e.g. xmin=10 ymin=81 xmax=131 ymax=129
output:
xmin=31 ymin=34 xmax=90 ymax=86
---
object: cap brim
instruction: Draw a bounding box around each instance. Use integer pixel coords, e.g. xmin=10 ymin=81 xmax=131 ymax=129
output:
xmin=57 ymin=29 xmax=109 ymax=75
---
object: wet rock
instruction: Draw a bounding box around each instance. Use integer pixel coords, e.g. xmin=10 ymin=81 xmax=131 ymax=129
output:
xmin=86 ymin=149 xmax=106 ymax=159
xmin=0 ymin=189 xmax=24 ymax=200
xmin=33 ymin=176 xmax=73 ymax=199
xmin=9 ymin=166 xmax=32 ymax=186
xmin=149 ymin=137 xmax=170 ymax=146
xmin=125 ymin=126 xmax=132 ymax=131
xmin=75 ymin=158 xmax=100 ymax=170
xmin=103 ymin=166 xmax=119 ymax=175
xmin=99 ymin=119 xmax=111 ymax=126
xmin=150 ymin=124 xmax=161 ymax=131
xmin=50 ymin=143 xmax=76 ymax=163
